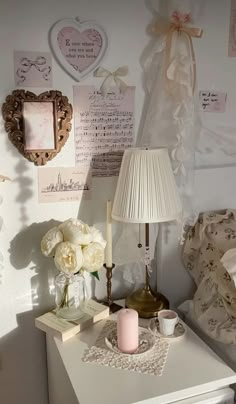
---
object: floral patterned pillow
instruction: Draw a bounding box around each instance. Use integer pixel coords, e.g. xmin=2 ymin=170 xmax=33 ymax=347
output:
xmin=182 ymin=209 xmax=236 ymax=344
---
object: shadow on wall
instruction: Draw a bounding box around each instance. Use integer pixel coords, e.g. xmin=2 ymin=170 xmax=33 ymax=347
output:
xmin=14 ymin=159 xmax=33 ymax=226
xmin=0 ymin=108 xmax=33 ymax=228
xmin=9 ymin=220 xmax=61 ymax=310
xmin=1 ymin=220 xmax=61 ymax=404
xmin=0 ymin=102 xmax=42 ymax=403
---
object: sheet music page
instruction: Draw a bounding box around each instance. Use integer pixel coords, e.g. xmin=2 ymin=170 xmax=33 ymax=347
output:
xmin=73 ymin=85 xmax=135 ymax=177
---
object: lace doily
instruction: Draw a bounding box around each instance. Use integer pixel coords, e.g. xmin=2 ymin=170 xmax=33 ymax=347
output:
xmin=82 ymin=320 xmax=169 ymax=376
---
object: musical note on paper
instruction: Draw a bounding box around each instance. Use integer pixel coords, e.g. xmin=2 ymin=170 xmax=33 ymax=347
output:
xmin=38 ymin=166 xmax=91 ymax=203
xmin=199 ymin=91 xmax=227 ymax=113
xmin=228 ymin=0 xmax=236 ymax=57
xmin=73 ymin=85 xmax=135 ymax=177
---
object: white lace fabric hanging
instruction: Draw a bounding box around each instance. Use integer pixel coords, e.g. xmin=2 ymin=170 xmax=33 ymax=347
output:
xmin=138 ymin=0 xmax=204 ymax=232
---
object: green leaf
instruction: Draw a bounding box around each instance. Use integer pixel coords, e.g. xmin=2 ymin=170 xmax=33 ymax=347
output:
xmin=91 ymin=271 xmax=99 ymax=280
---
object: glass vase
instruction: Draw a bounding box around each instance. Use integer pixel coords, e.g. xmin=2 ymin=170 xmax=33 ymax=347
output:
xmin=55 ymin=272 xmax=86 ymax=320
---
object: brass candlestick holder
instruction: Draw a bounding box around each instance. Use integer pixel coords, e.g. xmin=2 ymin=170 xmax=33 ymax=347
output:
xmin=103 ymin=263 xmax=122 ymax=313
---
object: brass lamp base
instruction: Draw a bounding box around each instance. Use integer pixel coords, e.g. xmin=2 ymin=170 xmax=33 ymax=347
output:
xmin=125 ymin=286 xmax=169 ymax=318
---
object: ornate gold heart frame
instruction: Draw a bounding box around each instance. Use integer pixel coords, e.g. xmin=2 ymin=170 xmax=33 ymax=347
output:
xmin=2 ymin=90 xmax=73 ymax=165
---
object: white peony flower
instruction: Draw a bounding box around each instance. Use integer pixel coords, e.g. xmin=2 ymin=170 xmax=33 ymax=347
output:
xmin=59 ymin=218 xmax=93 ymax=246
xmin=41 ymin=227 xmax=63 ymax=257
xmin=90 ymin=226 xmax=106 ymax=249
xmin=54 ymin=242 xmax=84 ymax=274
xmin=82 ymin=242 xmax=105 ymax=272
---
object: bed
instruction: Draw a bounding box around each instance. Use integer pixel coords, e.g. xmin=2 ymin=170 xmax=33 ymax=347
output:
xmin=179 ymin=208 xmax=236 ymax=396
xmin=179 ymin=300 xmax=236 ymax=374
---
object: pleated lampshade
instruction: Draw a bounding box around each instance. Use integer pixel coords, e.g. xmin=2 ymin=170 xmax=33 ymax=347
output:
xmin=112 ymin=148 xmax=182 ymax=223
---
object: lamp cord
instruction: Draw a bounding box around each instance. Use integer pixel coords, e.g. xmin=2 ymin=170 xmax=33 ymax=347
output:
xmin=145 ymin=222 xmax=150 ymax=289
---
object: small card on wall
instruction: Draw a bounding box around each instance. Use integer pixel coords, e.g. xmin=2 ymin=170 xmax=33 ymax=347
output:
xmin=14 ymin=51 xmax=52 ymax=87
xmin=199 ymin=91 xmax=227 ymax=113
xmin=38 ymin=166 xmax=91 ymax=203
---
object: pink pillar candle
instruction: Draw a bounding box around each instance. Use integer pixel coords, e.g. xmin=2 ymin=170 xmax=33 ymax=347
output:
xmin=117 ymin=308 xmax=139 ymax=354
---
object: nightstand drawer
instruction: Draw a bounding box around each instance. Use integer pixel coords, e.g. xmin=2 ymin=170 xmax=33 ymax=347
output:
xmin=174 ymin=388 xmax=234 ymax=404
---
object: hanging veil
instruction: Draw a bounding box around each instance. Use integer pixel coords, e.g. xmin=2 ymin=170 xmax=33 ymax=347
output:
xmin=138 ymin=0 xmax=205 ymax=236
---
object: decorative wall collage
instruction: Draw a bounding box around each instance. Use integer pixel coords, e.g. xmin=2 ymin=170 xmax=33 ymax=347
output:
xmin=2 ymin=0 xmax=236 ymax=207
xmin=2 ymin=16 xmax=135 ymax=204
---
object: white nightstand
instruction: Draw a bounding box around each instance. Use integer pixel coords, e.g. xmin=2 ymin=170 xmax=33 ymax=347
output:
xmin=45 ymin=306 xmax=236 ymax=404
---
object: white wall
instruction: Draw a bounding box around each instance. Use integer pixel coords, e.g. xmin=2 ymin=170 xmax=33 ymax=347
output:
xmin=0 ymin=1 xmax=150 ymax=403
xmin=194 ymin=0 xmax=236 ymax=168
xmin=1 ymin=1 xmax=236 ymax=404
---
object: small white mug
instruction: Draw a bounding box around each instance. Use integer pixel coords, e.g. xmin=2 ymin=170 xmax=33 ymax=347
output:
xmin=158 ymin=309 xmax=178 ymax=336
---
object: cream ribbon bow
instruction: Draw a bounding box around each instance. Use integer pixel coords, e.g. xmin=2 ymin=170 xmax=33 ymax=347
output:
xmin=152 ymin=20 xmax=203 ymax=95
xmin=93 ymin=66 xmax=129 ymax=95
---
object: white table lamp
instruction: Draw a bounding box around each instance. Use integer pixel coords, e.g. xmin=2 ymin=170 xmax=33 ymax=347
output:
xmin=112 ymin=148 xmax=182 ymax=317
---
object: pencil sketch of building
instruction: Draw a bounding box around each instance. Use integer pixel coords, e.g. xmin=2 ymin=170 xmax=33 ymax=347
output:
xmin=41 ymin=172 xmax=90 ymax=193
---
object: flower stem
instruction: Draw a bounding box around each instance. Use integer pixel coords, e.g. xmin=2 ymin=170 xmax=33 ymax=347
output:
xmin=59 ymin=283 xmax=69 ymax=309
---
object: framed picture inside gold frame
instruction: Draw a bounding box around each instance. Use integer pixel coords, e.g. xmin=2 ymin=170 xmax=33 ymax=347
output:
xmin=2 ymin=90 xmax=73 ymax=165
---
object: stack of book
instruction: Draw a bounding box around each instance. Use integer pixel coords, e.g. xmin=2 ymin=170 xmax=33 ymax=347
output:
xmin=35 ymin=299 xmax=110 ymax=342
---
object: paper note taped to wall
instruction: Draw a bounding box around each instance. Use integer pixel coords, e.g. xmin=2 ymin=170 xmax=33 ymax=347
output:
xmin=199 ymin=91 xmax=227 ymax=113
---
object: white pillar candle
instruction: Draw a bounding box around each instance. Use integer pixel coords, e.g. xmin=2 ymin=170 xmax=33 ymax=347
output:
xmin=117 ymin=309 xmax=139 ymax=354
xmin=105 ymin=200 xmax=112 ymax=268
